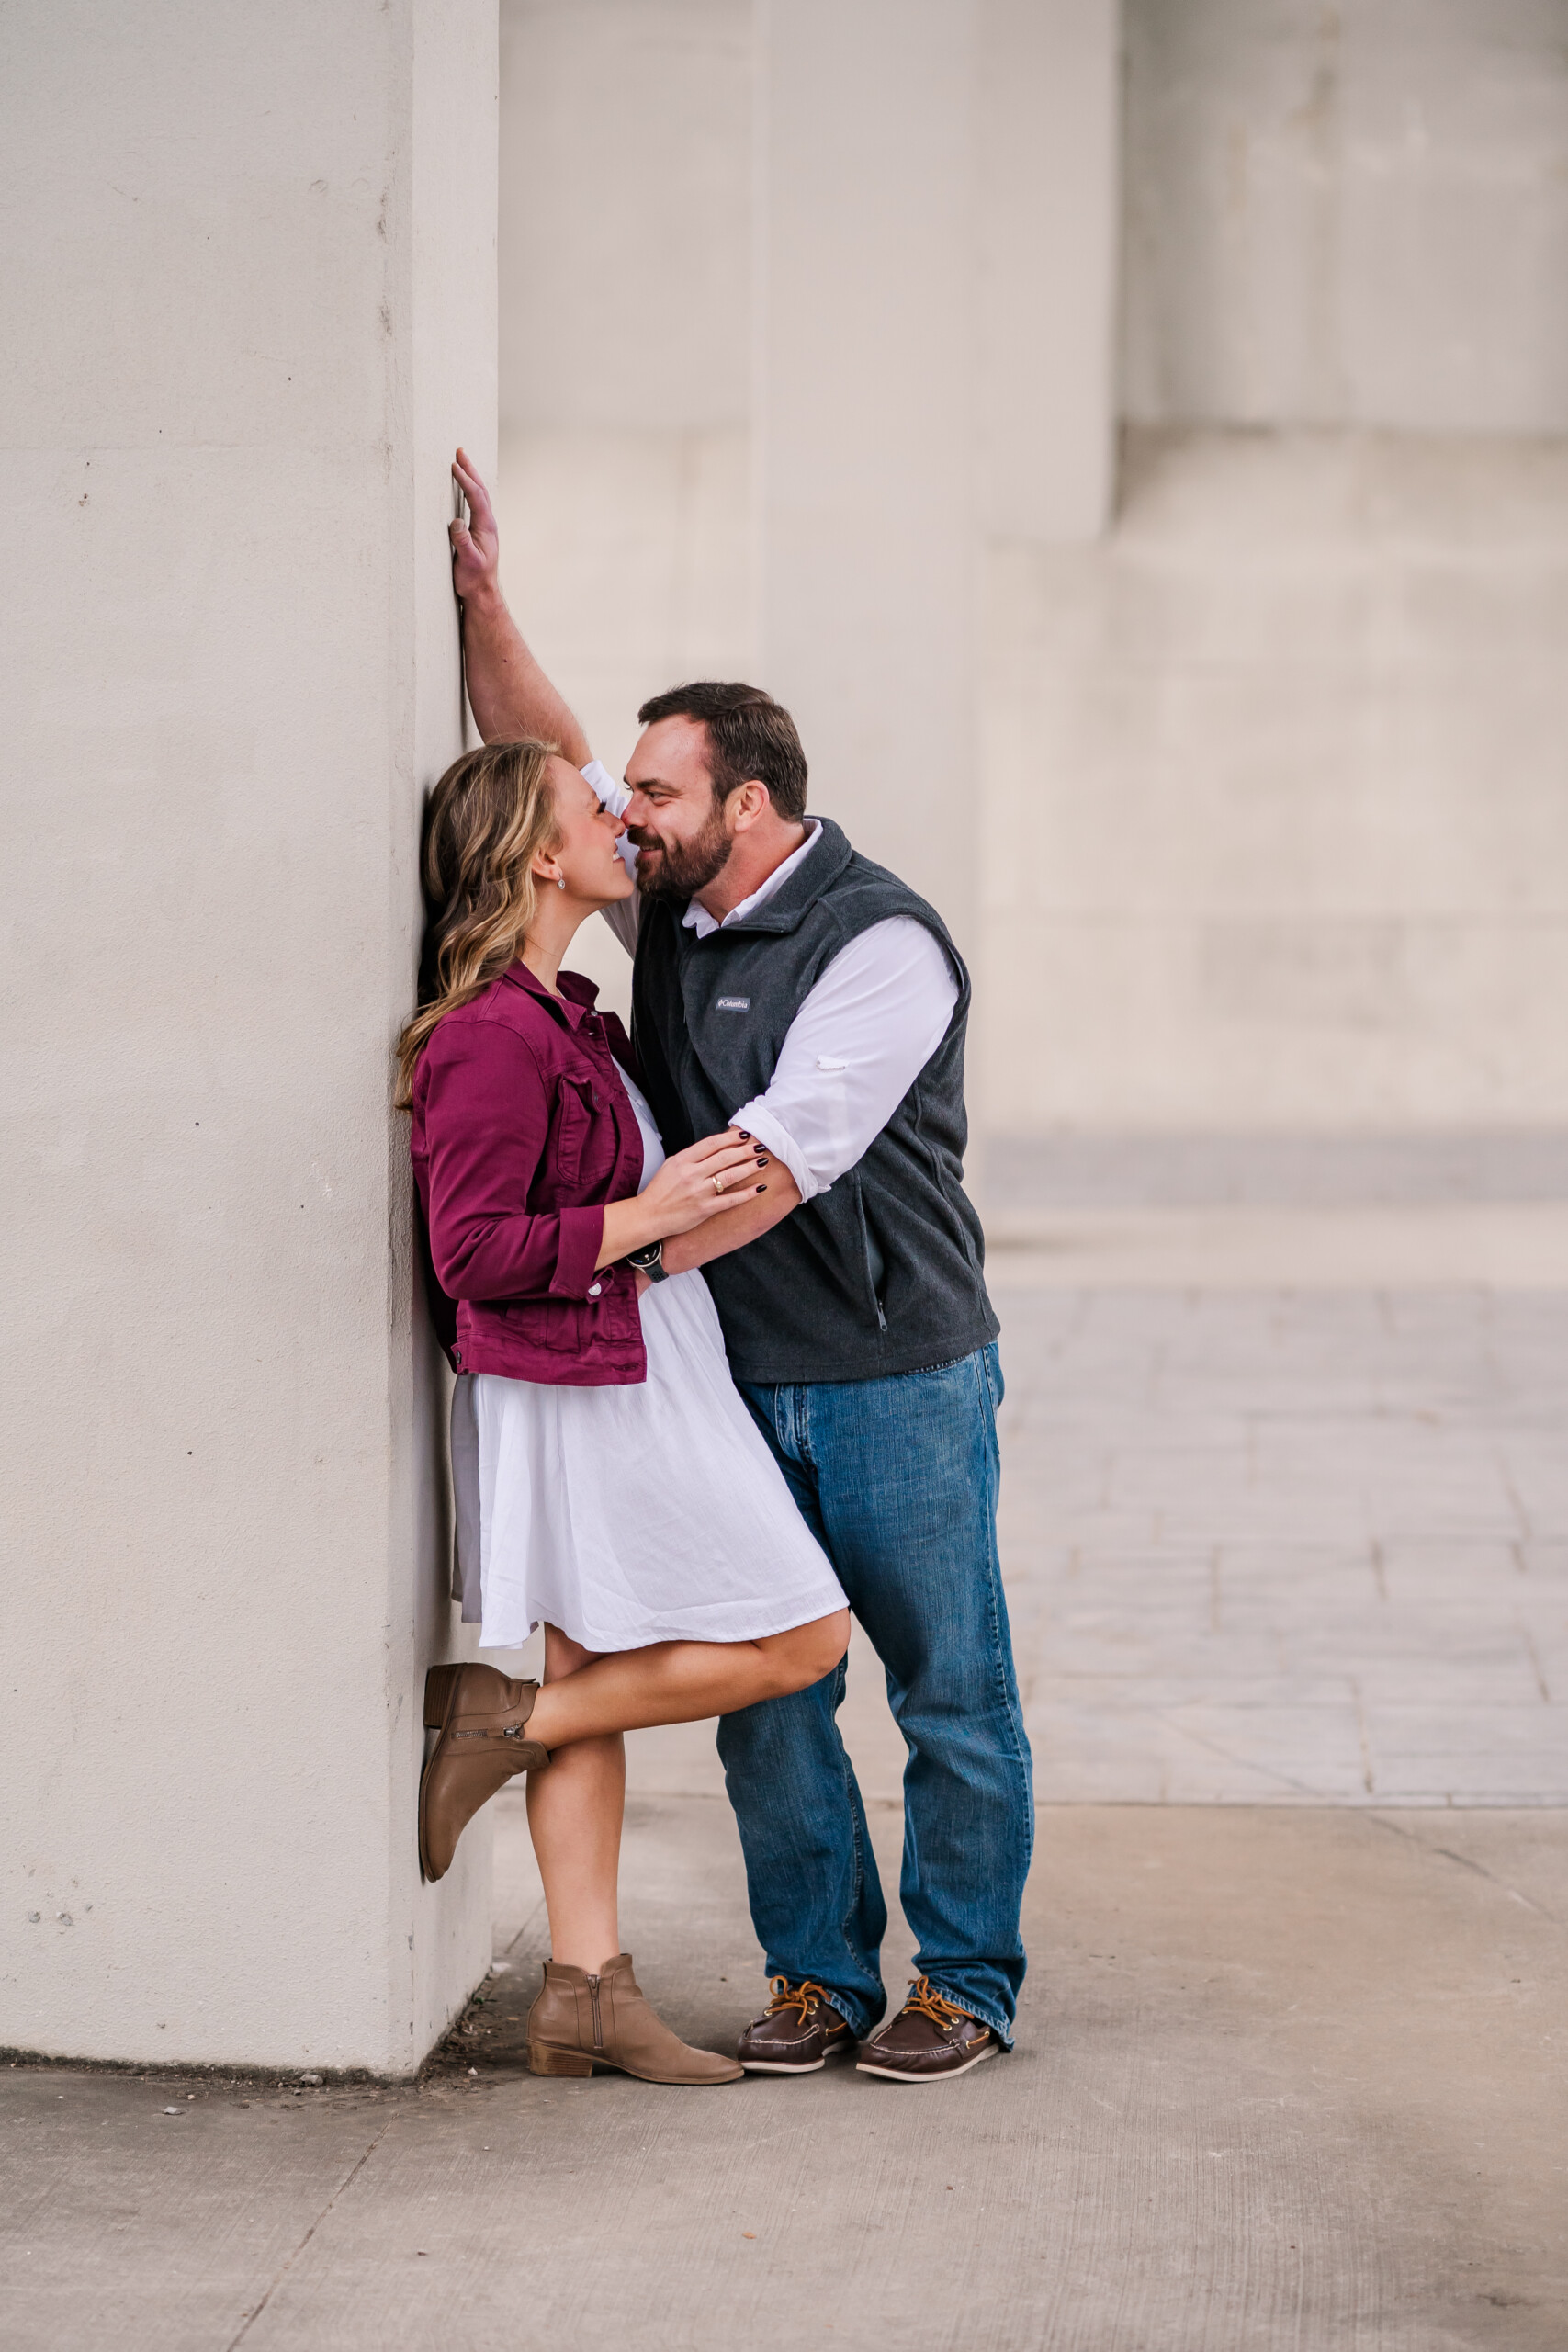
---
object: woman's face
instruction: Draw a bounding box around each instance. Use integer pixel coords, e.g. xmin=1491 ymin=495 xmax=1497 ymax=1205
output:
xmin=540 ymin=757 xmax=634 ymax=909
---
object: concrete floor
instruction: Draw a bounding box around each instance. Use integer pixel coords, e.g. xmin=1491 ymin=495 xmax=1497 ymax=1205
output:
xmin=5 ymin=1252 xmax=1565 ymax=2348
xmin=3 ymin=1799 xmax=1563 ymax=2351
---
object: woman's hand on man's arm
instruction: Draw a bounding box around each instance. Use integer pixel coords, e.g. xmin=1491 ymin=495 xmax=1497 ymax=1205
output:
xmin=658 ymin=1152 xmax=803 ymax=1276
xmin=449 ymin=448 xmax=592 ymax=764
xmin=595 ymin=1129 xmax=776 ymax=1270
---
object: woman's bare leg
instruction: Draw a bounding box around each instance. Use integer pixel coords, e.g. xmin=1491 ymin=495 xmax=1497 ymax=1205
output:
xmin=526 ymin=1609 xmax=851 ymax=1752
xmin=525 ymin=1626 xmax=625 ymax=1971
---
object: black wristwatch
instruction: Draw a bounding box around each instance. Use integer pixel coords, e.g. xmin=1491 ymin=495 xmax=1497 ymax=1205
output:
xmin=626 ymin=1240 xmax=670 ymax=1283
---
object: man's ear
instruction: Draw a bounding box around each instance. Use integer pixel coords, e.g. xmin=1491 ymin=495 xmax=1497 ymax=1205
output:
xmin=728 ymin=779 xmax=771 ymax=833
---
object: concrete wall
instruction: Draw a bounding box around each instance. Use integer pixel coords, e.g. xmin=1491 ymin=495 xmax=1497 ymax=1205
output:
xmin=496 ymin=0 xmax=752 ymax=1021
xmin=1123 ymin=0 xmax=1568 ymax=432
xmin=979 ymin=0 xmax=1121 ymax=540
xmin=981 ymin=426 xmax=1568 ymax=1133
xmin=981 ymin=0 xmax=1568 ymax=1138
xmin=499 ymin=0 xmax=989 ymax=958
xmin=0 ymin=0 xmax=498 ymax=2073
xmin=500 ymin=0 xmax=751 ymax=435
xmin=756 ymin=0 xmax=978 ymax=933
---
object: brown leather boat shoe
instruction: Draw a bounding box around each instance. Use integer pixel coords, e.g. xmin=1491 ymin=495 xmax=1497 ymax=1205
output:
xmin=854 ymin=1977 xmax=1001 ymax=2084
xmin=418 ymin=1661 xmax=549 ymax=1882
xmin=737 ymin=1976 xmax=856 ymax=2074
xmin=527 ymin=1954 xmax=743 ymax=2084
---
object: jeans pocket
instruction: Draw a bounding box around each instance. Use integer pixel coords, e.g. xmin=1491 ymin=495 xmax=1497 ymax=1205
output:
xmin=982 ymin=1341 xmax=1005 ymax=1414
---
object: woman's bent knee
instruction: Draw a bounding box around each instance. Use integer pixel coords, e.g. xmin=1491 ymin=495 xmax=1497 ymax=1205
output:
xmin=759 ymin=1608 xmax=850 ymax=1696
xmin=544 ymin=1623 xmax=603 ymax=1680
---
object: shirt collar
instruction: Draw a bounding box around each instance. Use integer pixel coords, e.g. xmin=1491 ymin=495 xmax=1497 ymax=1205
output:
xmin=682 ymin=820 xmax=823 ymax=940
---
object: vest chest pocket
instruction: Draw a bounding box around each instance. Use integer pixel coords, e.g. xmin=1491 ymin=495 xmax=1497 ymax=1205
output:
xmin=552 ymin=1074 xmax=599 ymax=1188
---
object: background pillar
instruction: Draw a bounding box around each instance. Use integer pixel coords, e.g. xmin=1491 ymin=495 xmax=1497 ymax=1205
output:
xmin=0 ymin=0 xmax=498 ymax=2073
xmin=755 ymin=0 xmax=978 ymax=940
xmin=978 ymin=0 xmax=1121 ymax=541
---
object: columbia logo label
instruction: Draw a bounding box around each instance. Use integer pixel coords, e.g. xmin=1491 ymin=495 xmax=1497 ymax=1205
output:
xmin=716 ymin=996 xmax=750 ymax=1012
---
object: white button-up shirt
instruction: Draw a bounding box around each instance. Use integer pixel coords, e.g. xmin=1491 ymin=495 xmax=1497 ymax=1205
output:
xmin=584 ymin=761 xmax=958 ymax=1204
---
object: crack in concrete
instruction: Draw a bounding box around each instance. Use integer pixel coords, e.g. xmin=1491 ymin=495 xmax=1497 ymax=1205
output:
xmin=1365 ymin=1811 xmax=1560 ymax=1923
xmin=223 ymin=2118 xmax=392 ymax=2348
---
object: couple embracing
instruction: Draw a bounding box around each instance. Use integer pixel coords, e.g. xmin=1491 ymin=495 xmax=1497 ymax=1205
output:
xmin=398 ymin=453 xmax=1032 ymax=2088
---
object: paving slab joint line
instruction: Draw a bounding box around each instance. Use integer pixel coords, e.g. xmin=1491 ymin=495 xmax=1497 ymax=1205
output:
xmin=223 ymin=2119 xmax=392 ymax=2349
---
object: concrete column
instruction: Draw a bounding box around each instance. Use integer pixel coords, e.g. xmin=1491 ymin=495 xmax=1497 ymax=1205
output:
xmin=0 ymin=0 xmax=497 ymax=2073
xmin=755 ymin=0 xmax=977 ymax=937
xmin=978 ymin=0 xmax=1121 ymax=540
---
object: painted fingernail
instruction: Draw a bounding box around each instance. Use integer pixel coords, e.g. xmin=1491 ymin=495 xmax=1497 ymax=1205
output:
xmin=755 ymin=1183 xmax=766 ymax=1193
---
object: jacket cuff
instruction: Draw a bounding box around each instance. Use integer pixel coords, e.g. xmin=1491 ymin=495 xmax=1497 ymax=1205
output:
xmin=550 ymin=1204 xmax=607 ymax=1296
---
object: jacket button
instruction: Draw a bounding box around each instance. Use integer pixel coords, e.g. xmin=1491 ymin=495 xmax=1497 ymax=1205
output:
xmin=587 ymin=1282 xmax=602 ymax=1297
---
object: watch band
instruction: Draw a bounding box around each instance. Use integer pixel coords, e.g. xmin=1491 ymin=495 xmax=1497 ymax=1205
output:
xmin=626 ymin=1240 xmax=669 ymax=1283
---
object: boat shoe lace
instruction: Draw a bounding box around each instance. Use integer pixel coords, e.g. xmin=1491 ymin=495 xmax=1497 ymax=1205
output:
xmin=898 ymin=1975 xmax=978 ymax=2037
xmin=764 ymin=1974 xmax=834 ymax=2024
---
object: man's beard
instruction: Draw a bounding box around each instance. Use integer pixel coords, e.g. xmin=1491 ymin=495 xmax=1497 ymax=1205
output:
xmin=632 ymin=806 xmax=734 ymax=900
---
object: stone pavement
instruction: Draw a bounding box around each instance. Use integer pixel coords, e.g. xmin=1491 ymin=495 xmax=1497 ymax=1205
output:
xmin=995 ymin=1278 xmax=1568 ymax=1807
xmin=4 ymin=1234 xmax=1566 ymax=2348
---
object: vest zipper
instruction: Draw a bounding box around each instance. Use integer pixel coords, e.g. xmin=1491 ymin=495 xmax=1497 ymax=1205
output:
xmin=855 ymin=1182 xmax=888 ymax=1332
xmin=588 ymin=1973 xmax=603 ymax=2051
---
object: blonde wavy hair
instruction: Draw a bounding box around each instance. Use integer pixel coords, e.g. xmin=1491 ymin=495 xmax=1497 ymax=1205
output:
xmin=394 ymin=738 xmax=559 ymax=1109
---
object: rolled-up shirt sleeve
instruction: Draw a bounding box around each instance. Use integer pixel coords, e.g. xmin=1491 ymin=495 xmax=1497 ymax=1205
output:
xmin=420 ymin=1023 xmax=604 ymax=1301
xmin=730 ymin=919 xmax=959 ymax=1202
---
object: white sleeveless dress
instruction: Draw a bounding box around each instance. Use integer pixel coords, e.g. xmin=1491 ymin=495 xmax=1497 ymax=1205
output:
xmin=470 ymin=1064 xmax=848 ymax=1655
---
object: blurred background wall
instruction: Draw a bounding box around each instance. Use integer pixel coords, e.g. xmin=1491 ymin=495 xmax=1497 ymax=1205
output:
xmin=495 ymin=0 xmax=1568 ymax=1157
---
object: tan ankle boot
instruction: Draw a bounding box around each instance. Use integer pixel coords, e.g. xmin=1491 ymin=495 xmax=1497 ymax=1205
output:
xmin=419 ymin=1662 xmax=549 ymax=1883
xmin=526 ymin=1954 xmax=743 ymax=2085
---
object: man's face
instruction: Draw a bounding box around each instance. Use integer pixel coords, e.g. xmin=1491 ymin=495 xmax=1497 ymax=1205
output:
xmin=622 ymin=716 xmax=734 ymax=899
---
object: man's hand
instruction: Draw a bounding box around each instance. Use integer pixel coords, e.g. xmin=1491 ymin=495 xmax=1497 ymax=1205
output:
xmin=450 ymin=448 xmax=501 ymax=608
xmin=446 ymin=447 xmax=592 ymax=763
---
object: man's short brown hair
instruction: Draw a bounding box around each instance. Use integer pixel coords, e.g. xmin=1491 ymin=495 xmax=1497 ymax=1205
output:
xmin=637 ymin=681 xmax=808 ymax=822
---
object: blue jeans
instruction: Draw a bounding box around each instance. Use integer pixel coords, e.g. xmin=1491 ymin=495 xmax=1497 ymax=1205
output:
xmin=718 ymin=1343 xmax=1032 ymax=2045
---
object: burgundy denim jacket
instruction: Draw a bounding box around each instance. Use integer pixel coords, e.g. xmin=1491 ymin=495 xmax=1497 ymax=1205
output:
xmin=411 ymin=962 xmax=648 ymax=1385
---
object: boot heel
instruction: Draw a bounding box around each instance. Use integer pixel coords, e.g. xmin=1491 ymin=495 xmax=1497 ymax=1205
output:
xmin=528 ymin=2043 xmax=594 ymax=2078
xmin=423 ymin=1663 xmax=462 ymax=1731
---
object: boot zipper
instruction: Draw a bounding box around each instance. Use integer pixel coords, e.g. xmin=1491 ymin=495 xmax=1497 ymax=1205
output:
xmin=588 ymin=1974 xmax=603 ymax=2051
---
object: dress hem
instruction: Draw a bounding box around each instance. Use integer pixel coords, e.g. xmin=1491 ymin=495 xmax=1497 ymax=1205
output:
xmin=477 ymin=1590 xmax=844 ymax=1657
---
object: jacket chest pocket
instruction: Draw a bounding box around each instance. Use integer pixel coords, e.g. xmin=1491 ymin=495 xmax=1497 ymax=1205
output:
xmin=551 ymin=1074 xmax=599 ymax=1189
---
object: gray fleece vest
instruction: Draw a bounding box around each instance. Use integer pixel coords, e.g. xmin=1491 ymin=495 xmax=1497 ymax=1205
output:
xmin=630 ymin=818 xmax=998 ymax=1385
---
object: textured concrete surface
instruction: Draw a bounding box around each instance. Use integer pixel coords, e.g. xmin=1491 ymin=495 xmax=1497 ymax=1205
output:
xmin=1121 ymin=0 xmax=1568 ymax=436
xmin=3 ymin=1802 xmax=1563 ymax=2351
xmin=979 ymin=426 xmax=1568 ymax=1134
